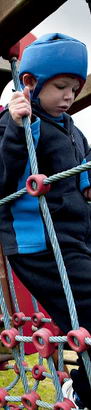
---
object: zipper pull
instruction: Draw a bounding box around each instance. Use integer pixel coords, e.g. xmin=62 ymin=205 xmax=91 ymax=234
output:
xmin=71 ymin=134 xmax=75 ymax=144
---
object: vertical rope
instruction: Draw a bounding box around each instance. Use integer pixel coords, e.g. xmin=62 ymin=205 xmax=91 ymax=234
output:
xmin=6 ymin=258 xmax=25 ymax=360
xmin=9 ymin=56 xmax=91 ymax=389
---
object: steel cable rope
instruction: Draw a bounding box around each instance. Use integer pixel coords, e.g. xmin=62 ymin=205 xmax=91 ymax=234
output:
xmin=8 ymin=57 xmax=91 ymax=389
xmin=0 ymin=52 xmax=91 ymax=408
xmin=6 ymin=258 xmax=25 ymax=361
xmin=0 ymin=279 xmax=30 ymax=393
xmin=0 ymin=274 xmax=30 ymax=395
xmin=0 ymin=162 xmax=91 ymax=206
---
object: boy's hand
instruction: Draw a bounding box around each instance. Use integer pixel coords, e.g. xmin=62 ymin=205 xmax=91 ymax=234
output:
xmin=83 ymin=187 xmax=91 ymax=200
xmin=8 ymin=86 xmax=31 ymax=126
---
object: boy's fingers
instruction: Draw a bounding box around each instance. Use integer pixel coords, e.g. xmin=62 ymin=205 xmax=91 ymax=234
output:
xmin=23 ymin=86 xmax=30 ymax=102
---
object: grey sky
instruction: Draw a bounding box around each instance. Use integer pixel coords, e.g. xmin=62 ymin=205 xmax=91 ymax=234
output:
xmin=32 ymin=0 xmax=91 ymax=142
xmin=32 ymin=0 xmax=91 ymax=73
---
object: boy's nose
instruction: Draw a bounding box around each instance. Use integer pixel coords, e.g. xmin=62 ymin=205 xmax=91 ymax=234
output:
xmin=64 ymin=87 xmax=73 ymax=99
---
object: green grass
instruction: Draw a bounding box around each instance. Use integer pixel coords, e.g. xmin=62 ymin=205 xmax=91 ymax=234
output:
xmin=0 ymin=351 xmax=77 ymax=408
xmin=0 ymin=353 xmax=55 ymax=408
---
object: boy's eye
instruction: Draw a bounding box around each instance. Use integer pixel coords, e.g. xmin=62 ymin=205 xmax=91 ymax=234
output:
xmin=56 ymin=85 xmax=65 ymax=89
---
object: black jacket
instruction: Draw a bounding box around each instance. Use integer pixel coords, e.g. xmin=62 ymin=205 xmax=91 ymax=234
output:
xmin=0 ymin=108 xmax=91 ymax=256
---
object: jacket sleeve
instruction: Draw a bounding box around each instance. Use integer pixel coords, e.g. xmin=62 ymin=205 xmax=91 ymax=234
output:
xmin=79 ymin=130 xmax=91 ymax=192
xmin=0 ymin=111 xmax=28 ymax=198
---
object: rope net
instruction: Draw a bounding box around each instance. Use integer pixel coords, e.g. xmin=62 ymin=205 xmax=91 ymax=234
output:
xmin=0 ymin=57 xmax=91 ymax=410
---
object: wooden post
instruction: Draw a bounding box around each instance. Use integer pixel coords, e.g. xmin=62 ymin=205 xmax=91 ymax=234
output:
xmin=0 ymin=0 xmax=67 ymax=54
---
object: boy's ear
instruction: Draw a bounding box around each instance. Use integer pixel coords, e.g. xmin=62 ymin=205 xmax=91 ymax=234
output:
xmin=22 ymin=73 xmax=37 ymax=90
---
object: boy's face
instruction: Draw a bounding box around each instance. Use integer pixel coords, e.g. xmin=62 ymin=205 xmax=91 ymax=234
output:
xmin=38 ymin=75 xmax=80 ymax=117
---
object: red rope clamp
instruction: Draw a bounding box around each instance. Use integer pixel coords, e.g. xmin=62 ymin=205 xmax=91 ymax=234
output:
xmin=0 ymin=388 xmax=9 ymax=408
xmin=13 ymin=312 xmax=26 ymax=327
xmin=53 ymin=398 xmax=76 ymax=409
xmin=67 ymin=327 xmax=91 ymax=352
xmin=57 ymin=371 xmax=70 ymax=385
xmin=26 ymin=174 xmax=51 ymax=196
xmin=32 ymin=364 xmax=46 ymax=380
xmin=14 ymin=361 xmax=27 ymax=375
xmin=32 ymin=327 xmax=56 ymax=358
xmin=31 ymin=312 xmax=45 ymax=328
xmin=1 ymin=327 xmax=19 ymax=348
xmin=22 ymin=391 xmax=41 ymax=410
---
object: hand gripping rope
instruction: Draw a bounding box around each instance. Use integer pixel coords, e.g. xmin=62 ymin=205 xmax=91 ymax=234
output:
xmin=0 ymin=41 xmax=91 ymax=410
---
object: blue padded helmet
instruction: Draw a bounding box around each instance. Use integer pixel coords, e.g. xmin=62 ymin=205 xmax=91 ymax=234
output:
xmin=19 ymin=33 xmax=88 ymax=99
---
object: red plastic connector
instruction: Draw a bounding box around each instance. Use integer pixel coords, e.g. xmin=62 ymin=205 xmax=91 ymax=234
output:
xmin=26 ymin=174 xmax=51 ymax=196
xmin=32 ymin=364 xmax=46 ymax=380
xmin=22 ymin=391 xmax=40 ymax=410
xmin=57 ymin=371 xmax=70 ymax=385
xmin=32 ymin=327 xmax=55 ymax=358
xmin=14 ymin=361 xmax=27 ymax=375
xmin=67 ymin=327 xmax=91 ymax=353
xmin=31 ymin=312 xmax=45 ymax=328
xmin=53 ymin=398 xmax=76 ymax=409
xmin=13 ymin=312 xmax=26 ymax=327
xmin=1 ymin=327 xmax=19 ymax=348
xmin=0 ymin=388 xmax=8 ymax=408
xmin=2 ymin=42 xmax=20 ymax=60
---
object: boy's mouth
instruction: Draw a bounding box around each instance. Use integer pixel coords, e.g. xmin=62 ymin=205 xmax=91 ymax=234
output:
xmin=57 ymin=105 xmax=69 ymax=111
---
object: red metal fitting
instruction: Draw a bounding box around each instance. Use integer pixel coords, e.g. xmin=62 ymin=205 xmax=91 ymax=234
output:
xmin=32 ymin=327 xmax=55 ymax=358
xmin=57 ymin=371 xmax=70 ymax=385
xmin=14 ymin=361 xmax=27 ymax=374
xmin=26 ymin=174 xmax=51 ymax=196
xmin=31 ymin=312 xmax=45 ymax=328
xmin=22 ymin=391 xmax=40 ymax=410
xmin=1 ymin=327 xmax=19 ymax=348
xmin=53 ymin=398 xmax=76 ymax=409
xmin=32 ymin=364 xmax=46 ymax=380
xmin=0 ymin=388 xmax=8 ymax=408
xmin=2 ymin=42 xmax=20 ymax=60
xmin=67 ymin=327 xmax=91 ymax=353
xmin=13 ymin=312 xmax=26 ymax=327
xmin=0 ymin=361 xmax=8 ymax=371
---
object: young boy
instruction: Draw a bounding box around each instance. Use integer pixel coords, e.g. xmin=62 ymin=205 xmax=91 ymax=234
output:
xmin=0 ymin=33 xmax=91 ymax=408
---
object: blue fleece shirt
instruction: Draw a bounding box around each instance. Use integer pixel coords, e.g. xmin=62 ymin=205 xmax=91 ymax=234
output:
xmin=80 ymin=158 xmax=90 ymax=192
xmin=11 ymin=111 xmax=65 ymax=254
xmin=11 ymin=116 xmax=47 ymax=253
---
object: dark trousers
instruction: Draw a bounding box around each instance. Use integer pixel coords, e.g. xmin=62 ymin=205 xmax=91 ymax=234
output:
xmin=8 ymin=248 xmax=91 ymax=408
